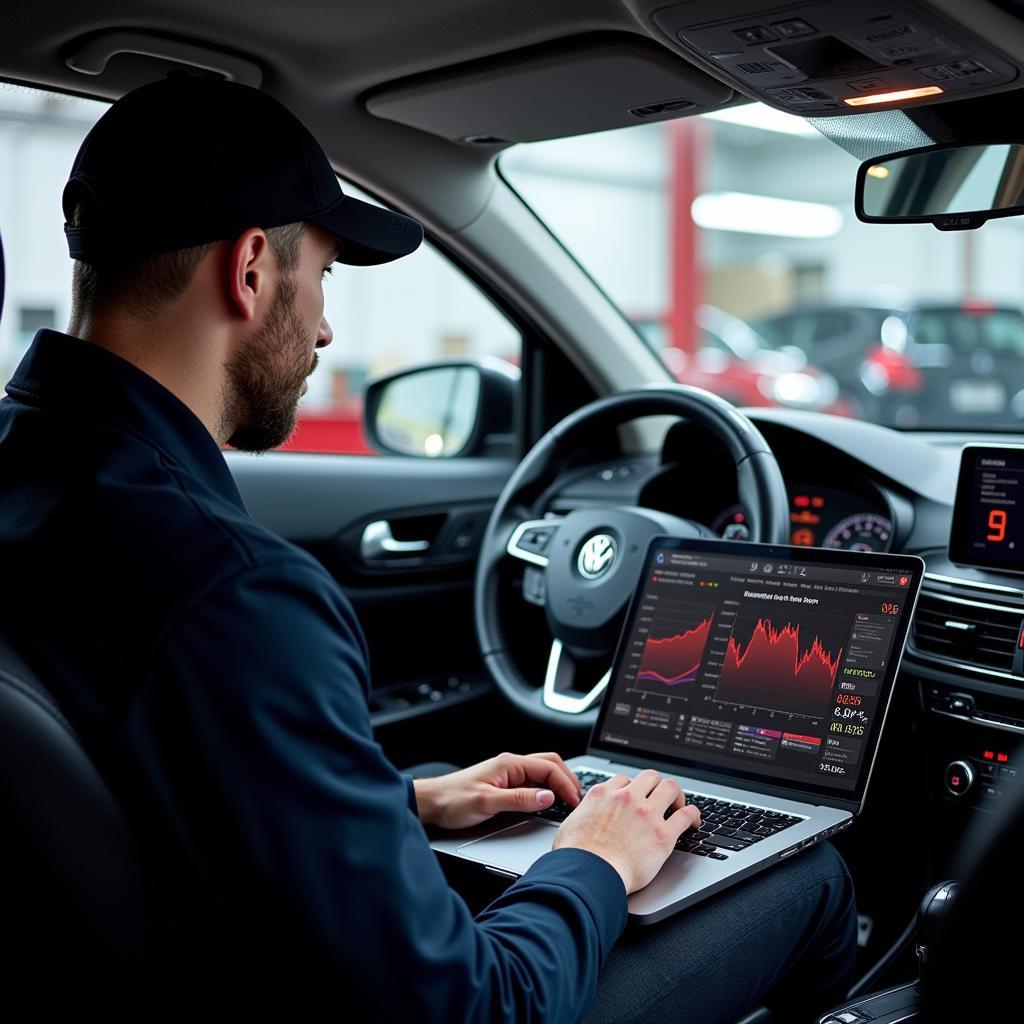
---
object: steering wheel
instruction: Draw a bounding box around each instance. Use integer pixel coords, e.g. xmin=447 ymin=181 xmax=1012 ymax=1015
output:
xmin=474 ymin=385 xmax=790 ymax=729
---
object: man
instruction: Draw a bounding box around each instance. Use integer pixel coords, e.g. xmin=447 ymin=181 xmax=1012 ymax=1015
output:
xmin=0 ymin=76 xmax=856 ymax=1022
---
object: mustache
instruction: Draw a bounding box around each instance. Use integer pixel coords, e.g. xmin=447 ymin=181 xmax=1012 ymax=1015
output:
xmin=309 ymin=351 xmax=319 ymax=376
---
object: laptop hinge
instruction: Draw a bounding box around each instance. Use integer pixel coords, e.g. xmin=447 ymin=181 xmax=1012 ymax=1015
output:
xmin=586 ymin=747 xmax=861 ymax=815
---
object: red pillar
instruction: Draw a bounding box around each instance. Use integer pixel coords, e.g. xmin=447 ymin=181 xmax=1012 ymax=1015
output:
xmin=667 ymin=117 xmax=706 ymax=354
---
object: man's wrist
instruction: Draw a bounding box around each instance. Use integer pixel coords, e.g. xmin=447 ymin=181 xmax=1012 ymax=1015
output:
xmin=412 ymin=776 xmax=442 ymax=826
xmin=554 ymin=841 xmax=632 ymax=894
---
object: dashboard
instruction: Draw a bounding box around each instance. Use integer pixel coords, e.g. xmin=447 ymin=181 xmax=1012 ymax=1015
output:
xmin=618 ymin=418 xmax=900 ymax=554
xmin=545 ymin=408 xmax=1024 ymax=842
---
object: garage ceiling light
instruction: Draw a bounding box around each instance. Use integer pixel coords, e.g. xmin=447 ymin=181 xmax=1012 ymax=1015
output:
xmin=702 ymin=103 xmax=818 ymax=136
xmin=691 ymin=191 xmax=844 ymax=238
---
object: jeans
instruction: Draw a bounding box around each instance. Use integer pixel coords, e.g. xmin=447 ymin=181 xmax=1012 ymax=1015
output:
xmin=582 ymin=842 xmax=857 ymax=1024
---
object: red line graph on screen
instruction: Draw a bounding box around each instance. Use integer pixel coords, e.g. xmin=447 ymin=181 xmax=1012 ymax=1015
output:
xmin=715 ymin=617 xmax=844 ymax=718
xmin=636 ymin=614 xmax=714 ymax=686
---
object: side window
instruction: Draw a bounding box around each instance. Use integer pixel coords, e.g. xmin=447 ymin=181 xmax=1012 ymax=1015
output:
xmin=0 ymin=86 xmax=110 ymax=385
xmin=0 ymin=83 xmax=521 ymax=457
xmin=288 ymin=181 xmax=521 ymax=455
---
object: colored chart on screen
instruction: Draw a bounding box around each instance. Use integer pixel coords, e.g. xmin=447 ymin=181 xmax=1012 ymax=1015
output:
xmin=715 ymin=614 xmax=846 ymax=718
xmin=636 ymin=605 xmax=714 ymax=688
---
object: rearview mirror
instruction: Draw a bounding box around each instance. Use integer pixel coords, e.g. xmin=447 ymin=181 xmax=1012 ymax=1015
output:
xmin=363 ymin=358 xmax=519 ymax=458
xmin=856 ymin=141 xmax=1024 ymax=230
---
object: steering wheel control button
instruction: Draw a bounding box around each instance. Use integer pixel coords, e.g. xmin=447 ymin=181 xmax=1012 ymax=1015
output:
xmin=577 ymin=534 xmax=617 ymax=580
xmin=944 ymin=760 xmax=975 ymax=797
xmin=506 ymin=520 xmax=560 ymax=567
xmin=520 ymin=527 xmax=554 ymax=554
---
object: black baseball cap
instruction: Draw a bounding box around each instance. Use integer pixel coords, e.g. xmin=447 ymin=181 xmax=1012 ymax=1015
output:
xmin=63 ymin=75 xmax=424 ymax=266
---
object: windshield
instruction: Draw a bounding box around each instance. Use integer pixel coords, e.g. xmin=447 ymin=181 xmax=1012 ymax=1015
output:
xmin=501 ymin=104 xmax=1024 ymax=430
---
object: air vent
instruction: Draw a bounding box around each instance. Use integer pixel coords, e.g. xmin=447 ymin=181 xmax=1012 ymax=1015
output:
xmin=911 ymin=589 xmax=1022 ymax=674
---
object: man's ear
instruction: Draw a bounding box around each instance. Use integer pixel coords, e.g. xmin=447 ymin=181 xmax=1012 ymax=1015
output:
xmin=227 ymin=228 xmax=271 ymax=321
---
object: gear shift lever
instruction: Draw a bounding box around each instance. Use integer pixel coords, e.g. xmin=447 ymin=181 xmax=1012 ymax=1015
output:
xmin=817 ymin=881 xmax=960 ymax=1024
xmin=916 ymin=879 xmax=959 ymax=994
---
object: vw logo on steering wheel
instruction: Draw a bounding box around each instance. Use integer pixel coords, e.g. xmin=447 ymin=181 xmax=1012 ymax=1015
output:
xmin=577 ymin=533 xmax=617 ymax=580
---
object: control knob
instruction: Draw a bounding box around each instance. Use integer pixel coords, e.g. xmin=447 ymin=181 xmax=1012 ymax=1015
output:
xmin=944 ymin=760 xmax=974 ymax=797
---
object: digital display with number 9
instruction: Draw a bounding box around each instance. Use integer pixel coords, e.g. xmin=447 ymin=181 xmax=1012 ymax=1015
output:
xmin=988 ymin=508 xmax=1007 ymax=542
xmin=950 ymin=446 xmax=1024 ymax=572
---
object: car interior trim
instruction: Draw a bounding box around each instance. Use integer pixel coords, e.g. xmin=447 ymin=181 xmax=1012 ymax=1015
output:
xmin=931 ymin=706 xmax=1024 ymax=738
xmin=543 ymin=639 xmax=612 ymax=714
xmin=924 ymin=570 xmax=1024 ymax=597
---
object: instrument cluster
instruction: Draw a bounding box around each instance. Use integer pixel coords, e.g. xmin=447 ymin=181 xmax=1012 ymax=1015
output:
xmin=710 ymin=484 xmax=894 ymax=552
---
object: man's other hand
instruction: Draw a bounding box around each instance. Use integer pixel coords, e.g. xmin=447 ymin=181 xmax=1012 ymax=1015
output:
xmin=413 ymin=752 xmax=583 ymax=830
xmin=553 ymin=770 xmax=701 ymax=894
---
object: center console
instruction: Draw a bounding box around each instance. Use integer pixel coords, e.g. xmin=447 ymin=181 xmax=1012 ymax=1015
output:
xmin=903 ymin=446 xmax=1024 ymax=834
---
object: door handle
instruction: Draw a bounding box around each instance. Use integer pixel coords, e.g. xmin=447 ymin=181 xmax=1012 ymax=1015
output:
xmin=360 ymin=520 xmax=431 ymax=559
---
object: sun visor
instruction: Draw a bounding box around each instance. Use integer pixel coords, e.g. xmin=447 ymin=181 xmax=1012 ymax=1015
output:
xmin=365 ymin=35 xmax=736 ymax=146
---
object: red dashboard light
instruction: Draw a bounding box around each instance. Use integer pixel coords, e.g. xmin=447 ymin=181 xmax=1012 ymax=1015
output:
xmin=998 ymin=753 xmax=1009 ymax=763
xmin=794 ymin=495 xmax=810 ymax=508
xmin=984 ymin=750 xmax=995 ymax=760
xmin=811 ymin=496 xmax=825 ymax=508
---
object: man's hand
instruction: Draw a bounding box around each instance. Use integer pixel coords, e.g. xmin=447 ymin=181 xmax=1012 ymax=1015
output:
xmin=413 ymin=752 xmax=583 ymax=830
xmin=553 ymin=770 xmax=701 ymax=894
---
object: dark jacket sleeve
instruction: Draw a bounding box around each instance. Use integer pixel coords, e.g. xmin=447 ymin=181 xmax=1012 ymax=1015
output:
xmin=127 ymin=557 xmax=627 ymax=1023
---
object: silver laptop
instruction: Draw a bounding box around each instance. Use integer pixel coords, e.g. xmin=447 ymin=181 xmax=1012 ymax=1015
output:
xmin=433 ymin=537 xmax=924 ymax=924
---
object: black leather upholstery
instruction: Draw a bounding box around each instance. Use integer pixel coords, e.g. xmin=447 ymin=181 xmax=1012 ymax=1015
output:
xmin=0 ymin=634 xmax=192 ymax=1020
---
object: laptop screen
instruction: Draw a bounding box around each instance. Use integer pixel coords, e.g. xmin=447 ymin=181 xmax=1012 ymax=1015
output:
xmin=592 ymin=537 xmax=923 ymax=807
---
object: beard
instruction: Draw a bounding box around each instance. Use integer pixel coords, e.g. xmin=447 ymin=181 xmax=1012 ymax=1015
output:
xmin=224 ymin=275 xmax=318 ymax=453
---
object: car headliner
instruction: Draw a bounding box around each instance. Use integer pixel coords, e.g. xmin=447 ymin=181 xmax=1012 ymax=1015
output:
xmin=3 ymin=1 xmax=1024 ymax=233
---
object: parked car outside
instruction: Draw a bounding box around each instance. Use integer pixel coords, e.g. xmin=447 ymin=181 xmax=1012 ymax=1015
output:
xmin=632 ymin=304 xmax=854 ymax=416
xmin=753 ymin=301 xmax=1024 ymax=428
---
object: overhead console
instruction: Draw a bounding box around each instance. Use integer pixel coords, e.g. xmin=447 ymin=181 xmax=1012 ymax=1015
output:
xmin=649 ymin=0 xmax=1020 ymax=115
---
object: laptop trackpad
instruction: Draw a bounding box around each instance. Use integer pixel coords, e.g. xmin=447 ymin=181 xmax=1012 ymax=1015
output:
xmin=456 ymin=819 xmax=558 ymax=876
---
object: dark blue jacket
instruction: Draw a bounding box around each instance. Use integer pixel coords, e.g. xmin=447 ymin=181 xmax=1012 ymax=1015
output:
xmin=0 ymin=330 xmax=627 ymax=1022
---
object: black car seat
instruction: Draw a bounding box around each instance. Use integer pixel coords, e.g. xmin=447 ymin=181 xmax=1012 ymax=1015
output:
xmin=0 ymin=630 xmax=195 ymax=1020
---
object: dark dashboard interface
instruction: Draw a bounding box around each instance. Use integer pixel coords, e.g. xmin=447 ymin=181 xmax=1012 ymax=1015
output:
xmin=950 ymin=445 xmax=1024 ymax=574
xmin=595 ymin=540 xmax=923 ymax=802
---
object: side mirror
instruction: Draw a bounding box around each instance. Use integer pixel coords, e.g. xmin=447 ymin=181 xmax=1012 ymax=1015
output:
xmin=856 ymin=140 xmax=1024 ymax=231
xmin=363 ymin=358 xmax=519 ymax=458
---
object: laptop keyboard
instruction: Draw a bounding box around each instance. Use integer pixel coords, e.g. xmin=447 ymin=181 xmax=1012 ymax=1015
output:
xmin=536 ymin=767 xmax=803 ymax=861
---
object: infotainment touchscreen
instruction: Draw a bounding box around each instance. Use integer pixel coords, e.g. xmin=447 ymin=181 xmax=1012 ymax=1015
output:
xmin=949 ymin=444 xmax=1024 ymax=573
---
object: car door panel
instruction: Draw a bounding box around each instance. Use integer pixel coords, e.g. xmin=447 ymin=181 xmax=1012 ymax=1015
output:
xmin=226 ymin=451 xmax=515 ymax=747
